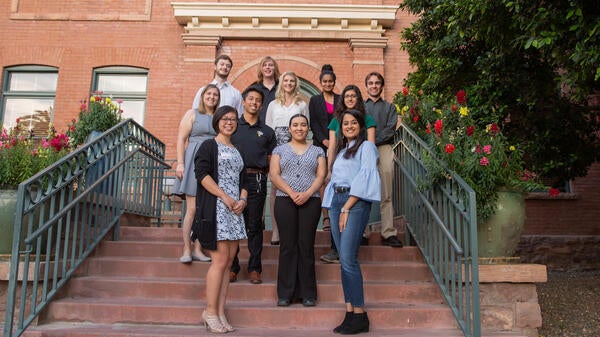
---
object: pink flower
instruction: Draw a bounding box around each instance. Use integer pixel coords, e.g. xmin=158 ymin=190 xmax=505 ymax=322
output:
xmin=425 ymin=124 xmax=431 ymax=134
xmin=483 ymin=145 xmax=492 ymax=154
xmin=445 ymin=143 xmax=455 ymax=154
xmin=479 ymin=157 xmax=489 ymax=166
xmin=42 ymin=139 xmax=50 ymax=148
xmin=434 ymin=119 xmax=443 ymax=136
xmin=548 ymin=188 xmax=560 ymax=197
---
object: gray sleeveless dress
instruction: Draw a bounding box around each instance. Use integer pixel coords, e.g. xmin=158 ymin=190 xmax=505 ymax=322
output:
xmin=173 ymin=110 xmax=216 ymax=196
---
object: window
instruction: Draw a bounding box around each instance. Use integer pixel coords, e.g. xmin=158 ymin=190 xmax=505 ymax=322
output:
xmin=93 ymin=66 xmax=148 ymax=125
xmin=1 ymin=65 xmax=58 ymax=136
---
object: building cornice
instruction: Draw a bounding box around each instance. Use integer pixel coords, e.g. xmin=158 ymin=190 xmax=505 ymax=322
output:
xmin=171 ymin=2 xmax=399 ymax=47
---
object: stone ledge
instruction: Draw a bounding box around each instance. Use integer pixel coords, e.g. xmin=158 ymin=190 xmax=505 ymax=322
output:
xmin=479 ymin=264 xmax=547 ymax=283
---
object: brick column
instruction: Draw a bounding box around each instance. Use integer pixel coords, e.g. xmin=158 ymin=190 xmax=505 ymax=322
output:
xmin=181 ymin=36 xmax=222 ymax=111
xmin=349 ymin=37 xmax=387 ymax=95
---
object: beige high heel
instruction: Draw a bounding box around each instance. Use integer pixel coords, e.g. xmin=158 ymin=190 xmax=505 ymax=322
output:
xmin=202 ymin=310 xmax=227 ymax=334
xmin=220 ymin=315 xmax=235 ymax=332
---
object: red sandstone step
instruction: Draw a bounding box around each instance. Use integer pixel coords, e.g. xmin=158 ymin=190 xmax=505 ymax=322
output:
xmin=95 ymin=240 xmax=423 ymax=262
xmin=117 ymin=226 xmax=406 ymax=246
xmin=23 ymin=323 xmax=491 ymax=337
xmin=40 ymin=297 xmax=456 ymax=329
xmin=64 ymin=275 xmax=443 ymax=304
xmin=85 ymin=256 xmax=434 ymax=282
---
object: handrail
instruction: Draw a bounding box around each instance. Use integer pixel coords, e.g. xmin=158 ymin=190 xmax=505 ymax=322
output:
xmin=3 ymin=119 xmax=170 ymax=337
xmin=393 ymin=123 xmax=480 ymax=337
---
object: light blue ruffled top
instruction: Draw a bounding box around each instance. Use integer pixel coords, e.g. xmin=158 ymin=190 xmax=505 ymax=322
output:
xmin=322 ymin=140 xmax=381 ymax=208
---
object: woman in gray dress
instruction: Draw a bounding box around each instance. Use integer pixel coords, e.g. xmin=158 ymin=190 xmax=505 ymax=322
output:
xmin=174 ymin=84 xmax=219 ymax=263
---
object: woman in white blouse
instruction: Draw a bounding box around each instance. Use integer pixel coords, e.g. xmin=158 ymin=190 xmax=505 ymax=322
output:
xmin=265 ymin=71 xmax=309 ymax=245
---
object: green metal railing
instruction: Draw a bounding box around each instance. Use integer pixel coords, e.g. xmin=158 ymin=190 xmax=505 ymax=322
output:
xmin=3 ymin=119 xmax=170 ymax=337
xmin=393 ymin=124 xmax=481 ymax=337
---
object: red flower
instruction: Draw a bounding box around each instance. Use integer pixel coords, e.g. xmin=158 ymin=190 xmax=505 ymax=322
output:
xmin=479 ymin=157 xmax=489 ymax=166
xmin=489 ymin=123 xmax=499 ymax=136
xmin=434 ymin=119 xmax=443 ymax=136
xmin=413 ymin=115 xmax=419 ymax=123
xmin=456 ymin=90 xmax=467 ymax=105
xmin=402 ymin=87 xmax=409 ymax=96
xmin=548 ymin=188 xmax=560 ymax=197
xmin=425 ymin=124 xmax=431 ymax=134
xmin=451 ymin=104 xmax=458 ymax=112
xmin=445 ymin=143 xmax=455 ymax=154
xmin=466 ymin=126 xmax=475 ymax=136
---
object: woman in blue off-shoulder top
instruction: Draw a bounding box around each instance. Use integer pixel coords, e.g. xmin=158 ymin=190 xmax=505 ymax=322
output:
xmin=322 ymin=109 xmax=381 ymax=335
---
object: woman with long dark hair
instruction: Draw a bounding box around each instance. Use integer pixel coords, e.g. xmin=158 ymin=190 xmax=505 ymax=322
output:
xmin=322 ymin=109 xmax=381 ymax=334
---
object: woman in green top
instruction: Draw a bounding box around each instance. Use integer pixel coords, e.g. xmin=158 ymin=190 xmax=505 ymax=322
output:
xmin=327 ymin=85 xmax=376 ymax=167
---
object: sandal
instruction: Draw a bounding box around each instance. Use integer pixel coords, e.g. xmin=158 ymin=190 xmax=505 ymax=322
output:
xmin=322 ymin=217 xmax=331 ymax=231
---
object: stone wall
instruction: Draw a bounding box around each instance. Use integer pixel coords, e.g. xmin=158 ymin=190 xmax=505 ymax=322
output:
xmin=517 ymin=235 xmax=600 ymax=271
xmin=479 ymin=264 xmax=546 ymax=337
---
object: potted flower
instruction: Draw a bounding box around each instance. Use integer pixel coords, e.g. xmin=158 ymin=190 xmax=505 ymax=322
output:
xmin=394 ymin=88 xmax=559 ymax=257
xmin=0 ymin=118 xmax=70 ymax=253
xmin=68 ymin=91 xmax=123 ymax=147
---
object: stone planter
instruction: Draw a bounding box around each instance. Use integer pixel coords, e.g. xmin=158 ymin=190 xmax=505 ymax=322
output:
xmin=478 ymin=190 xmax=526 ymax=257
xmin=0 ymin=189 xmax=18 ymax=254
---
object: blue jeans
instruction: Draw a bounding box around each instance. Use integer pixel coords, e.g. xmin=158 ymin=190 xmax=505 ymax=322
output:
xmin=329 ymin=191 xmax=372 ymax=307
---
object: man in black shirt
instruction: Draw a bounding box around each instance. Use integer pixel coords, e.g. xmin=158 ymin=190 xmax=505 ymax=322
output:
xmin=230 ymin=86 xmax=277 ymax=284
xmin=244 ymin=56 xmax=280 ymax=123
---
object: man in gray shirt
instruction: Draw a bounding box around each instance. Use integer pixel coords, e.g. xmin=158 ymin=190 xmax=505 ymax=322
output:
xmin=364 ymin=72 xmax=403 ymax=247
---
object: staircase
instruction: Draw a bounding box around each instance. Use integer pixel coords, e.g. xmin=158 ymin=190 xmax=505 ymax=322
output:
xmin=22 ymin=226 xmax=523 ymax=337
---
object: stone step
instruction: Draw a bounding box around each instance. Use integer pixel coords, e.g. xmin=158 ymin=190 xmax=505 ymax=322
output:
xmin=64 ymin=275 xmax=443 ymax=304
xmin=117 ymin=226 xmax=405 ymax=246
xmin=24 ymin=323 xmax=499 ymax=337
xmin=95 ymin=240 xmax=422 ymax=262
xmin=40 ymin=297 xmax=457 ymax=329
xmin=85 ymin=256 xmax=434 ymax=282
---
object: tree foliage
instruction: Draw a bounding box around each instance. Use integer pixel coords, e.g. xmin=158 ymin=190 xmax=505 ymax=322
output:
xmin=399 ymin=0 xmax=600 ymax=184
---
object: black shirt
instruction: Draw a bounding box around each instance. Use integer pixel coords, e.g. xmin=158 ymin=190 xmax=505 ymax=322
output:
xmin=247 ymin=81 xmax=278 ymax=123
xmin=232 ymin=115 xmax=277 ymax=170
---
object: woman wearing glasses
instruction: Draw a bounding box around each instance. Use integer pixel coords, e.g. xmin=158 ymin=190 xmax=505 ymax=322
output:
xmin=194 ymin=105 xmax=248 ymax=333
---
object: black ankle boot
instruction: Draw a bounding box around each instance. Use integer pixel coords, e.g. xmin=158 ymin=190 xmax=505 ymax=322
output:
xmin=340 ymin=312 xmax=369 ymax=335
xmin=333 ymin=311 xmax=353 ymax=333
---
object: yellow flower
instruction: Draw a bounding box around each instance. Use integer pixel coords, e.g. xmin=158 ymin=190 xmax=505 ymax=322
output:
xmin=89 ymin=96 xmax=96 ymax=102
xmin=105 ymin=97 xmax=112 ymax=104
xmin=459 ymin=106 xmax=469 ymax=117
xmin=402 ymin=105 xmax=410 ymax=113
xmin=435 ymin=108 xmax=442 ymax=115
xmin=509 ymin=145 xmax=516 ymax=151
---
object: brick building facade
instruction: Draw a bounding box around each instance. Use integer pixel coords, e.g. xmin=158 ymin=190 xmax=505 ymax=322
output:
xmin=1 ymin=0 xmax=597 ymax=268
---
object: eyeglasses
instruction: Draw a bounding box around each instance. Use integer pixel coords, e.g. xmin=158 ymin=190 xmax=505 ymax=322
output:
xmin=221 ymin=118 xmax=238 ymax=123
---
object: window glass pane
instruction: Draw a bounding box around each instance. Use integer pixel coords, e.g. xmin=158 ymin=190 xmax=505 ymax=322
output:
xmin=2 ymin=98 xmax=54 ymax=135
xmin=97 ymin=74 xmax=147 ymax=93
xmin=9 ymin=73 xmax=58 ymax=92
xmin=118 ymin=100 xmax=145 ymax=125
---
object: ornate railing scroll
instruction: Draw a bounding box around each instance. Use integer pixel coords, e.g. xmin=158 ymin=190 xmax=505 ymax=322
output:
xmin=393 ymin=124 xmax=481 ymax=337
xmin=3 ymin=119 xmax=170 ymax=337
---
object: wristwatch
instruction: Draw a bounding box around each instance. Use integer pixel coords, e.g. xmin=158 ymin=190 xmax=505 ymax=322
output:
xmin=340 ymin=208 xmax=349 ymax=214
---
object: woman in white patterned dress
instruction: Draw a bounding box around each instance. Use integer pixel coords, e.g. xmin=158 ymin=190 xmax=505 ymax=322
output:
xmin=194 ymin=105 xmax=248 ymax=333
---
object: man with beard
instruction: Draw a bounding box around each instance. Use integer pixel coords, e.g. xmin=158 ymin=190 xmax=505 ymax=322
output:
xmin=192 ymin=54 xmax=244 ymax=116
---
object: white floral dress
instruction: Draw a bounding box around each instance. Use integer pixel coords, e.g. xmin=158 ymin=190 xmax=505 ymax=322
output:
xmin=215 ymin=142 xmax=247 ymax=241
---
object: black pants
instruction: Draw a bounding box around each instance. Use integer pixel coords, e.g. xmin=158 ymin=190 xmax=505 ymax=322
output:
xmin=275 ymin=196 xmax=321 ymax=300
xmin=231 ymin=172 xmax=267 ymax=274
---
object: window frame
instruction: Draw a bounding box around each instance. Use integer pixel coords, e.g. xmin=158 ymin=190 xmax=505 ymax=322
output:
xmin=92 ymin=66 xmax=149 ymax=125
xmin=1 ymin=65 xmax=59 ymax=129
